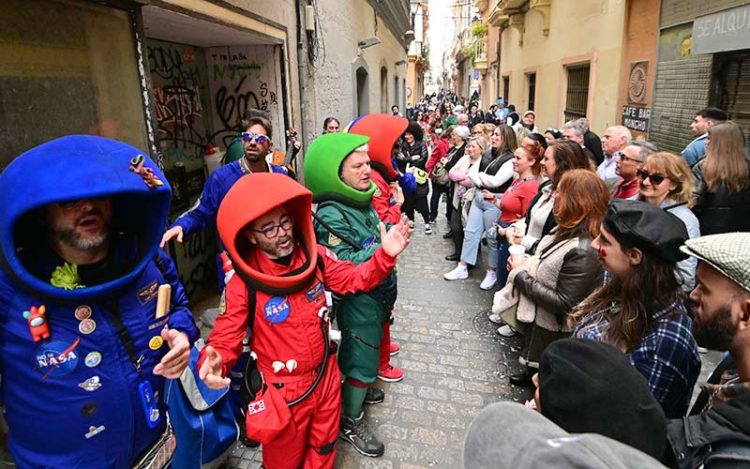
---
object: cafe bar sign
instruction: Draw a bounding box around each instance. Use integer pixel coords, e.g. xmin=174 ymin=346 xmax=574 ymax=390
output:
xmin=622 ymin=106 xmax=651 ymax=133
xmin=693 ymin=4 xmax=750 ymax=55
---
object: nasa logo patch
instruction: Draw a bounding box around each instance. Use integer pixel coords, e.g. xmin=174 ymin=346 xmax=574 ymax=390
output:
xmin=264 ymin=297 xmax=291 ymax=324
xmin=35 ymin=338 xmax=81 ymax=378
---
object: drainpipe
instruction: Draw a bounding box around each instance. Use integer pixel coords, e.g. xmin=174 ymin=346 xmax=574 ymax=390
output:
xmin=295 ymin=0 xmax=309 ymax=180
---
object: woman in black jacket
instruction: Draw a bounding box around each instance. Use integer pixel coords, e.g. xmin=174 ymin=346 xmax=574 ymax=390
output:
xmin=692 ymin=121 xmax=750 ymax=235
xmin=398 ymin=121 xmax=432 ymax=233
xmin=491 ymin=140 xmax=593 ymax=332
xmin=500 ymin=170 xmax=609 ymax=387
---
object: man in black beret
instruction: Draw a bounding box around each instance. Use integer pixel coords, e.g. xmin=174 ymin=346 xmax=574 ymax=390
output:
xmin=572 ymin=199 xmax=701 ymax=418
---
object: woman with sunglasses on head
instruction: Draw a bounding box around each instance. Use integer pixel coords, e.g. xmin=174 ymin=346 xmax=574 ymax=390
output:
xmin=692 ymin=121 xmax=750 ymax=235
xmin=161 ymin=114 xmax=291 ymax=249
xmin=637 ymin=152 xmax=700 ymax=292
xmin=543 ymin=128 xmax=562 ymax=143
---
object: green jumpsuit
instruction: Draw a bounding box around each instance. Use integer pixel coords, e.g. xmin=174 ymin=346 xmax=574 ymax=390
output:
xmin=313 ymin=200 xmax=397 ymax=383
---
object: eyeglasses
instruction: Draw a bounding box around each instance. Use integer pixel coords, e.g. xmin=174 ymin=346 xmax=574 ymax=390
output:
xmin=636 ymin=169 xmax=667 ymax=185
xmin=251 ymin=216 xmax=294 ymax=238
xmin=241 ymin=132 xmax=271 ymax=145
xmin=619 ymin=154 xmax=644 ymax=164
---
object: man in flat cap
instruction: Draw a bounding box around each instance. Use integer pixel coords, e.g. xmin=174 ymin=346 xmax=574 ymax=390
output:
xmin=572 ymin=199 xmax=701 ymax=418
xmin=663 ymin=232 xmax=750 ymax=467
xmin=683 ymin=232 xmax=750 ymax=411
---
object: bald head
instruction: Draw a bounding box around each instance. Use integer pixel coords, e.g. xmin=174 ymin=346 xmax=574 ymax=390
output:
xmin=602 ymin=125 xmax=632 ymax=156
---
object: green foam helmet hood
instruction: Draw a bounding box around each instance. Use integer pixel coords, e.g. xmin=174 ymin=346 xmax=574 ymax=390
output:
xmin=303 ymin=133 xmax=375 ymax=207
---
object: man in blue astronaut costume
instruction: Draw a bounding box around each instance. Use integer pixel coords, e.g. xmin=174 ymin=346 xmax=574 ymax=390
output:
xmin=0 ymin=135 xmax=198 ymax=468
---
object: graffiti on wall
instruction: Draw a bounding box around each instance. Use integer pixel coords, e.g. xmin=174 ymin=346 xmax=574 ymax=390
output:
xmin=147 ymin=41 xmax=208 ymax=163
xmin=206 ymin=46 xmax=282 ymax=149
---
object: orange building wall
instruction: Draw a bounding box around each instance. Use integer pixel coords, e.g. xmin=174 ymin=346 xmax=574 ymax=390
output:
xmin=617 ymin=0 xmax=660 ymax=139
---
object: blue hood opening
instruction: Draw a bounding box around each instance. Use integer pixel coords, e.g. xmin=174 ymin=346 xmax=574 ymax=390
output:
xmin=0 ymin=135 xmax=172 ymax=301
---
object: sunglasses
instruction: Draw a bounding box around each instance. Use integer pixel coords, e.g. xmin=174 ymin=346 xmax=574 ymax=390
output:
xmin=241 ymin=132 xmax=271 ymax=145
xmin=636 ymin=169 xmax=667 ymax=185
xmin=619 ymin=154 xmax=644 ymax=164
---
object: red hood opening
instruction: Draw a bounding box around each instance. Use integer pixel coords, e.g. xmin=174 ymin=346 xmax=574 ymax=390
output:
xmin=349 ymin=114 xmax=408 ymax=180
xmin=217 ymin=173 xmax=318 ymax=293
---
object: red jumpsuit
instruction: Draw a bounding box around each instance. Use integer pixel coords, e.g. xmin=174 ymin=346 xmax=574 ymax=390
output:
xmin=370 ymin=169 xmax=402 ymax=370
xmin=371 ymin=170 xmax=401 ymax=225
xmin=204 ymin=244 xmax=397 ymax=469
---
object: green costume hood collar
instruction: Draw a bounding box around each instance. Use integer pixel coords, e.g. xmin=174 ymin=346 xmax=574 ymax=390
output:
xmin=303 ymin=133 xmax=375 ymax=208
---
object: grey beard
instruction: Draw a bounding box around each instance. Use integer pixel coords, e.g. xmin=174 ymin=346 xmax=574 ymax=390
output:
xmin=55 ymin=228 xmax=108 ymax=251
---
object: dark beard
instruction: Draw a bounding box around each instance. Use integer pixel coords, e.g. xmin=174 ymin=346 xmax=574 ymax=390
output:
xmin=693 ymin=304 xmax=735 ymax=351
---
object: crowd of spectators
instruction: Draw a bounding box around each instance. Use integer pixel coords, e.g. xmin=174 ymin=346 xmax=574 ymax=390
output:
xmin=405 ymin=92 xmax=750 ymax=467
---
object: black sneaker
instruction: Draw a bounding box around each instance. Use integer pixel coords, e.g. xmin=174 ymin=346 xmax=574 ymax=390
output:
xmin=339 ymin=411 xmax=385 ymax=457
xmin=364 ymin=387 xmax=385 ymax=405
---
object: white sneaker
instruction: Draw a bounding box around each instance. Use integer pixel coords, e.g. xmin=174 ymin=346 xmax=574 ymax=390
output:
xmin=444 ymin=264 xmax=468 ymax=280
xmin=480 ymin=270 xmax=497 ymax=290
xmin=425 ymin=223 xmax=433 ymax=235
xmin=488 ymin=313 xmax=503 ymax=324
xmin=497 ymin=324 xmax=518 ymax=337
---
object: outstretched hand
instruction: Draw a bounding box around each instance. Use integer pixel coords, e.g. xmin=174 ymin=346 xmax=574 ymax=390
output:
xmin=198 ymin=345 xmax=230 ymax=389
xmin=380 ymin=215 xmax=413 ymax=258
xmin=152 ymin=328 xmax=190 ymax=378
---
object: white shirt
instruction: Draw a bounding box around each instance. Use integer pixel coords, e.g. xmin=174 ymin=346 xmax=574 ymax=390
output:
xmin=597 ymin=151 xmax=620 ymax=180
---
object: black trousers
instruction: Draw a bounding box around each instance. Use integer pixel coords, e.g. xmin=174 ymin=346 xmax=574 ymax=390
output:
xmin=429 ymin=182 xmax=451 ymax=222
xmin=403 ymin=191 xmax=430 ymax=224
xmin=449 ymin=204 xmax=464 ymax=256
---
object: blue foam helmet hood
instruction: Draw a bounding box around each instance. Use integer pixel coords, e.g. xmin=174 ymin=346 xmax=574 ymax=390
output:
xmin=0 ymin=135 xmax=172 ymax=300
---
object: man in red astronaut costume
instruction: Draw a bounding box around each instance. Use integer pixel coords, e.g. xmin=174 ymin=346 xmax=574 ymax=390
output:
xmin=197 ymin=173 xmax=411 ymax=468
xmin=348 ymin=114 xmax=409 ymax=381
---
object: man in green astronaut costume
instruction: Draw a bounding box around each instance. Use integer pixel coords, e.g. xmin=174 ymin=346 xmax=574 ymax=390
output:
xmin=304 ymin=133 xmax=411 ymax=458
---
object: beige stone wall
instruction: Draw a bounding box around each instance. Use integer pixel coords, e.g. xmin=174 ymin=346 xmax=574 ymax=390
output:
xmin=498 ymin=0 xmax=627 ymax=134
xmin=302 ymin=0 xmax=408 ymax=138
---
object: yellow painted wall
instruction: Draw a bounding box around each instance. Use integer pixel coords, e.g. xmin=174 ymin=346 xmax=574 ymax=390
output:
xmin=499 ymin=0 xmax=627 ymax=134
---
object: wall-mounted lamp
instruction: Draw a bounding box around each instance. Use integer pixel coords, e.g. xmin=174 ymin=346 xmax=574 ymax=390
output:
xmin=358 ymin=37 xmax=382 ymax=49
xmin=403 ymin=30 xmax=415 ymax=42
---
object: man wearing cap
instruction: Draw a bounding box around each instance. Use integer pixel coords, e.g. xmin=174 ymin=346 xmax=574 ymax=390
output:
xmin=664 ymin=233 xmax=750 ymax=468
xmin=198 ymin=173 xmax=411 ymax=468
xmin=463 ymin=401 xmax=666 ymax=469
xmin=0 ymin=136 xmax=198 ymax=468
xmin=303 ymin=133 xmax=412 ymax=457
xmin=572 ymin=199 xmax=701 ymax=418
xmin=681 ymin=233 xmax=750 ymax=411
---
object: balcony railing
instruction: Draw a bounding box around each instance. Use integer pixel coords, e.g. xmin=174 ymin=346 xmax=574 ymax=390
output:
xmin=472 ymin=38 xmax=488 ymax=71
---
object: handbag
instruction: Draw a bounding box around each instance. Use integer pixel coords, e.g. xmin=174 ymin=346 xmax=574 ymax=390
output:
xmin=165 ymin=341 xmax=239 ymax=469
xmin=245 ymin=382 xmax=294 ymax=444
xmin=432 ymin=160 xmax=450 ymax=185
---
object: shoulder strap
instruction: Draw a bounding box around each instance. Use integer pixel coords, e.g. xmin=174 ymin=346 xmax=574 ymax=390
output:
xmin=313 ymin=203 xmax=361 ymax=250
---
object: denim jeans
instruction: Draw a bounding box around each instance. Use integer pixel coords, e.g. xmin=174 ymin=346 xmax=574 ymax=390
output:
xmin=495 ymin=228 xmax=512 ymax=286
xmin=460 ymin=196 xmax=501 ymax=266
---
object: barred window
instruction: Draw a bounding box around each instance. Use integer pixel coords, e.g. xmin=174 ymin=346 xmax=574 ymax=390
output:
xmin=564 ymin=64 xmax=590 ymax=122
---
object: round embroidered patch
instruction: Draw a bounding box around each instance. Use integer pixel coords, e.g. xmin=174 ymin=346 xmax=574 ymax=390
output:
xmin=264 ymin=296 xmax=291 ymax=324
xmin=35 ymin=338 xmax=80 ymax=378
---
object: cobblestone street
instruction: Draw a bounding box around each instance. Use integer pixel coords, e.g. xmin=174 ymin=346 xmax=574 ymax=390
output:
xmin=227 ymin=211 xmax=530 ymax=469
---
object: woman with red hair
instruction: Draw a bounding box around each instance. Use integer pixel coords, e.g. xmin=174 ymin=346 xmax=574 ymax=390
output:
xmin=494 ymin=169 xmax=609 ymax=387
